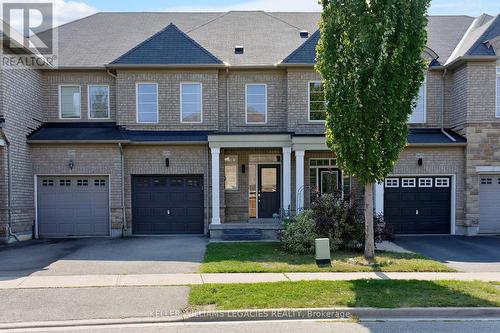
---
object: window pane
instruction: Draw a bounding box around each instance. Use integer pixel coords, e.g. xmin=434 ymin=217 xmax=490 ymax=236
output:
xmin=309 ymin=82 xmax=326 ymax=121
xmin=409 ymin=78 xmax=426 ymax=123
xmin=224 ymin=155 xmax=238 ymax=190
xmin=89 ymin=85 xmax=109 ymax=118
xmin=137 ymin=83 xmax=158 ymax=123
xmin=247 ymin=84 xmax=265 ymax=95
xmin=246 ymin=85 xmax=266 ymax=123
xmin=60 ymin=86 xmax=80 ymax=118
xmin=496 ymin=75 xmax=500 ymax=117
xmin=181 ymin=83 xmax=202 ymax=122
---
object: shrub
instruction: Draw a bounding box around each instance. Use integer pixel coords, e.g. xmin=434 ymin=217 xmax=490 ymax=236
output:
xmin=374 ymin=213 xmax=395 ymax=242
xmin=280 ymin=210 xmax=317 ymax=254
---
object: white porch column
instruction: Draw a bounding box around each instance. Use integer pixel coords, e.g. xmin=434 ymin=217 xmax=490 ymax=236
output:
xmin=295 ymin=150 xmax=305 ymax=212
xmin=282 ymin=147 xmax=292 ymax=215
xmin=211 ymin=147 xmax=221 ymax=224
xmin=374 ymin=181 xmax=384 ymax=215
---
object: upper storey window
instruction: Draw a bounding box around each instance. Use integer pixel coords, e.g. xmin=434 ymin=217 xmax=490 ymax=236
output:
xmin=496 ymin=67 xmax=500 ymax=118
xmin=88 ymin=85 xmax=110 ymax=119
xmin=246 ymin=84 xmax=267 ymax=124
xmin=309 ymin=81 xmax=326 ymax=122
xmin=136 ymin=83 xmax=158 ymax=123
xmin=59 ymin=85 xmax=81 ymax=119
xmin=409 ymin=75 xmax=427 ymax=124
xmin=181 ymin=83 xmax=202 ymax=123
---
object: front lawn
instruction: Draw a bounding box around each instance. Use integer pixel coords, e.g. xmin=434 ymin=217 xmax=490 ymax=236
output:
xmin=189 ymin=280 xmax=500 ymax=310
xmin=200 ymin=242 xmax=454 ymax=273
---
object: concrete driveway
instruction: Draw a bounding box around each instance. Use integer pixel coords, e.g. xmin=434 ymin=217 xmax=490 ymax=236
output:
xmin=0 ymin=236 xmax=207 ymax=277
xmin=394 ymin=235 xmax=500 ymax=272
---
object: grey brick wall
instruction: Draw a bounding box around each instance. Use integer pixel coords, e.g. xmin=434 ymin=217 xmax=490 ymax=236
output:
xmin=0 ymin=66 xmax=43 ymax=240
xmin=43 ymin=71 xmax=116 ymax=122
xmin=115 ymin=70 xmax=219 ymax=131
xmin=226 ymin=70 xmax=287 ymax=132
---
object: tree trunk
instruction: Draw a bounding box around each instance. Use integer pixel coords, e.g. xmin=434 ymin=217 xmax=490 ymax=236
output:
xmin=364 ymin=183 xmax=375 ymax=260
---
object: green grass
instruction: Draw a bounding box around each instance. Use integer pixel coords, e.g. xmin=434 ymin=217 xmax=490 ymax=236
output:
xmin=201 ymin=242 xmax=454 ymax=273
xmin=189 ymin=280 xmax=500 ymax=310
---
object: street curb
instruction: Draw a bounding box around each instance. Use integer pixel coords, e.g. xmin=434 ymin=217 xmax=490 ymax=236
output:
xmin=1 ymin=307 xmax=500 ymax=329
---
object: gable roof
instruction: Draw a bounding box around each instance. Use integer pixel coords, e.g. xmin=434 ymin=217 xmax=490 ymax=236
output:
xmin=35 ymin=12 xmax=496 ymax=68
xmin=466 ymin=14 xmax=500 ymax=56
xmin=282 ymin=30 xmax=320 ymax=64
xmin=111 ymin=23 xmax=222 ymax=66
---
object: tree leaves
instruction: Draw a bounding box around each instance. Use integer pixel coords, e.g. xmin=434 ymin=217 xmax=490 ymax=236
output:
xmin=316 ymin=0 xmax=430 ymax=185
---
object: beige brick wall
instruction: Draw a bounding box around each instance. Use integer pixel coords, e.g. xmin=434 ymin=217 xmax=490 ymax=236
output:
xmin=226 ymin=70 xmax=287 ymax=132
xmin=30 ymin=144 xmax=124 ymax=229
xmin=116 ymin=70 xmax=219 ymax=130
xmin=43 ymin=71 xmax=116 ymax=122
xmin=466 ymin=62 xmax=498 ymax=123
xmin=391 ymin=146 xmax=466 ymax=228
xmin=287 ymin=69 xmax=326 ymax=135
xmin=123 ymin=145 xmax=210 ymax=232
xmin=0 ymin=66 xmax=44 ymax=240
xmin=445 ymin=64 xmax=468 ymax=129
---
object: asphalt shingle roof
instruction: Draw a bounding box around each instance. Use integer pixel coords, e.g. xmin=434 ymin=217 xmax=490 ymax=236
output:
xmin=282 ymin=30 xmax=320 ymax=64
xmin=111 ymin=23 xmax=222 ymax=65
xmin=36 ymin=12 xmax=492 ymax=67
xmin=466 ymin=15 xmax=500 ymax=56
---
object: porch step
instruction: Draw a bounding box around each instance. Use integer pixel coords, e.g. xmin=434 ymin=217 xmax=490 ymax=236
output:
xmin=221 ymin=228 xmax=263 ymax=241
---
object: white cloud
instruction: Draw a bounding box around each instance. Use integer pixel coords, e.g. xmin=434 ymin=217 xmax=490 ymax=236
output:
xmin=0 ymin=0 xmax=98 ymax=30
xmin=163 ymin=0 xmax=321 ymax=12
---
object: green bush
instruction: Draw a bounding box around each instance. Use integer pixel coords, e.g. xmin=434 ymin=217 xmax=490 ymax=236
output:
xmin=280 ymin=210 xmax=317 ymax=254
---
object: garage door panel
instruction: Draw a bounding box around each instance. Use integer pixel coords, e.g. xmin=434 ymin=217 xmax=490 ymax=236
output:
xmin=37 ymin=176 xmax=109 ymax=237
xmin=384 ymin=176 xmax=451 ymax=234
xmin=479 ymin=176 xmax=500 ymax=234
xmin=132 ymin=175 xmax=204 ymax=234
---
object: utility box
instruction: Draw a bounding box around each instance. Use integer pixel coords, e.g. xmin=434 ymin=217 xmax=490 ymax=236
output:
xmin=315 ymin=238 xmax=331 ymax=265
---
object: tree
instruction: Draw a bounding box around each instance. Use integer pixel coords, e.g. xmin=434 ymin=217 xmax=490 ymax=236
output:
xmin=316 ymin=0 xmax=430 ymax=259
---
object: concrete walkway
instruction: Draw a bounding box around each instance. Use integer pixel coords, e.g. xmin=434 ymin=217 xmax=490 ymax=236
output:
xmin=2 ymin=272 xmax=500 ymax=289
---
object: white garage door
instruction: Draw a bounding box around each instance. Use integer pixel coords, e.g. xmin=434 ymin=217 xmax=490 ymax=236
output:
xmin=37 ymin=176 xmax=110 ymax=237
xmin=479 ymin=176 xmax=500 ymax=234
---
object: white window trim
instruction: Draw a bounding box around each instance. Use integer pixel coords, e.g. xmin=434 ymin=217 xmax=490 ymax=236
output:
xmin=136 ymin=82 xmax=159 ymax=124
xmin=435 ymin=177 xmax=450 ymax=187
xmin=401 ymin=178 xmax=416 ymax=188
xmin=496 ymin=67 xmax=500 ymax=118
xmin=245 ymin=83 xmax=268 ymax=124
xmin=87 ymin=84 xmax=110 ymax=120
xmin=58 ymin=84 xmax=82 ymax=120
xmin=180 ymin=82 xmax=203 ymax=124
xmin=408 ymin=74 xmax=427 ymax=124
xmin=385 ymin=178 xmax=399 ymax=188
xmin=224 ymin=155 xmax=238 ymax=191
xmin=419 ymin=178 xmax=433 ymax=188
xmin=308 ymin=81 xmax=326 ymax=123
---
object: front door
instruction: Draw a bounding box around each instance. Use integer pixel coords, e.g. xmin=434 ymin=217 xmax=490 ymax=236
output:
xmin=258 ymin=165 xmax=280 ymax=218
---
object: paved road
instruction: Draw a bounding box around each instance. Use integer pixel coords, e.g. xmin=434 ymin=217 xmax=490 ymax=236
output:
xmin=0 ymin=286 xmax=188 ymax=324
xmin=0 ymin=236 xmax=207 ymax=276
xmin=394 ymin=236 xmax=500 ymax=272
xmin=10 ymin=320 xmax=500 ymax=333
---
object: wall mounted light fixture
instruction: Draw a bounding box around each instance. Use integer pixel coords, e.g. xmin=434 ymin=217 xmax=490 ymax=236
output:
xmin=68 ymin=160 xmax=74 ymax=170
xmin=165 ymin=158 xmax=170 ymax=167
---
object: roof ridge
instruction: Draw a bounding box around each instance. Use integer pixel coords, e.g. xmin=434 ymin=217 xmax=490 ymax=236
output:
xmin=466 ymin=14 xmax=500 ymax=56
xmin=262 ymin=12 xmax=305 ymax=31
xmin=168 ymin=24 xmax=223 ymax=63
xmin=186 ymin=12 xmax=231 ymax=33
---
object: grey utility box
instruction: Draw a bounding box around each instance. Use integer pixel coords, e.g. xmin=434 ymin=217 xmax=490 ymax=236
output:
xmin=315 ymin=238 xmax=331 ymax=265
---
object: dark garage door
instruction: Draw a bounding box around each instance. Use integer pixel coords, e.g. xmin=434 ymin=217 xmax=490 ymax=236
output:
xmin=384 ymin=176 xmax=451 ymax=234
xmin=37 ymin=176 xmax=110 ymax=237
xmin=132 ymin=175 xmax=204 ymax=234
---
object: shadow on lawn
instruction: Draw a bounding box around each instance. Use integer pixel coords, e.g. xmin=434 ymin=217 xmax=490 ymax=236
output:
xmin=190 ymin=279 xmax=500 ymax=310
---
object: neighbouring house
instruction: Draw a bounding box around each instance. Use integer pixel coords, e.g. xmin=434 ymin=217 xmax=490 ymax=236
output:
xmin=0 ymin=11 xmax=499 ymax=243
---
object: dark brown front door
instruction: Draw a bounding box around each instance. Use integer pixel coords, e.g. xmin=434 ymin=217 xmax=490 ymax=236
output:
xmin=257 ymin=165 xmax=280 ymax=218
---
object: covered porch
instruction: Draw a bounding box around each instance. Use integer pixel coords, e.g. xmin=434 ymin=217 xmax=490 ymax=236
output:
xmin=208 ymin=134 xmax=353 ymax=240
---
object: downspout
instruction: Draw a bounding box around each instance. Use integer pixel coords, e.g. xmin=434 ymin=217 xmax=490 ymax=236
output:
xmin=0 ymin=129 xmax=19 ymax=242
xmin=118 ymin=143 xmax=127 ymax=236
xmin=226 ymin=66 xmax=230 ymax=132
xmin=440 ymin=68 xmax=456 ymax=142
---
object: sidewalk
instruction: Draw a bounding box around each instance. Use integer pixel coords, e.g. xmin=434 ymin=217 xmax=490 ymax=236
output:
xmin=2 ymin=272 xmax=500 ymax=289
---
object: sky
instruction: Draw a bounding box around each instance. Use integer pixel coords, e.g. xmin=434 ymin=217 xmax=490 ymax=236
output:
xmin=0 ymin=0 xmax=499 ymax=27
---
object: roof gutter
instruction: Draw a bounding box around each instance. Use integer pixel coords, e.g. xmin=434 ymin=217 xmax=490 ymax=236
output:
xmin=407 ymin=142 xmax=466 ymax=147
xmin=443 ymin=55 xmax=500 ymax=69
xmin=105 ymin=63 xmax=226 ymax=69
